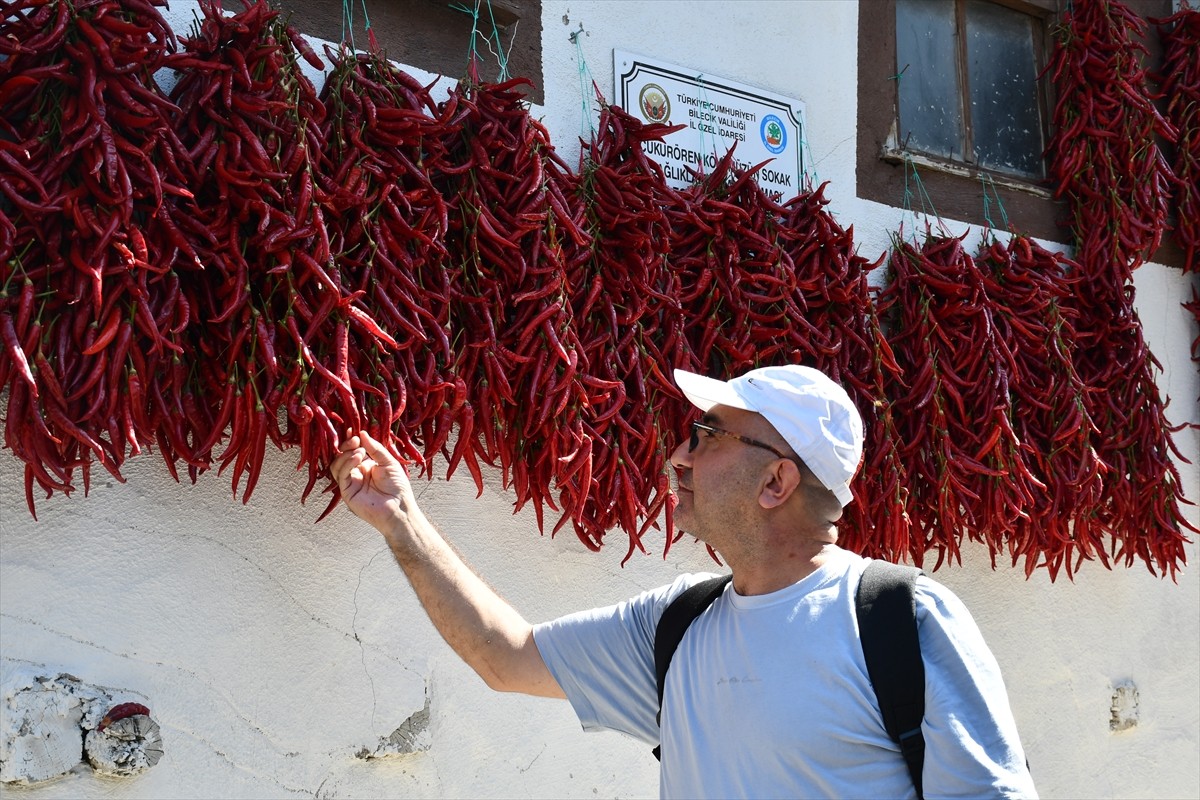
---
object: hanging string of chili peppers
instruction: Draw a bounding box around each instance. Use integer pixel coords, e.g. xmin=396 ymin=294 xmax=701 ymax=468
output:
xmin=166 ymin=0 xmax=396 ymax=520
xmin=667 ymin=151 xmax=808 ymax=377
xmin=316 ymin=44 xmax=459 ymax=477
xmin=432 ymin=63 xmax=592 ymax=533
xmin=0 ymin=0 xmax=191 ymax=516
xmin=775 ymin=190 xmax=910 ymax=566
xmin=877 ymin=230 xmax=1028 ymax=570
xmin=330 ymin=1 xmax=549 ymax=509
xmin=566 ymin=94 xmax=692 ymax=560
xmin=1153 ymin=2 xmax=1199 ymax=273
xmin=1044 ymin=0 xmax=1194 ymax=578
xmin=973 ymin=235 xmax=1108 ymax=579
xmin=1045 ymin=0 xmax=1175 ymax=281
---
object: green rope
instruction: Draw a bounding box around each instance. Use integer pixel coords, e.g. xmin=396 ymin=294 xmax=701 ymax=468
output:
xmin=341 ymin=0 xmax=355 ymax=49
xmin=914 ymin=166 xmax=938 ymax=220
xmin=570 ymin=25 xmax=596 ymax=140
xmin=450 ymin=0 xmax=510 ymax=80
xmin=694 ymin=75 xmax=718 ymax=178
xmin=360 ymin=0 xmax=374 ymax=50
xmin=448 ymin=2 xmax=481 ymax=69
xmin=892 ymin=64 xmax=920 ymax=237
xmin=902 ymin=155 xmax=939 ymax=228
xmin=800 ymin=128 xmax=818 ymax=192
xmin=901 ymin=155 xmax=917 ymax=235
xmin=981 ymin=173 xmax=996 ymax=231
xmin=483 ymin=0 xmax=510 ymax=81
xmin=338 ymin=0 xmax=375 ymax=51
xmin=979 ymin=173 xmax=1010 ymax=233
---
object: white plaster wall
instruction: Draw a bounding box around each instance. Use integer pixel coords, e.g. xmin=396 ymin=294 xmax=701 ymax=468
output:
xmin=1 ymin=1 xmax=1197 ymax=798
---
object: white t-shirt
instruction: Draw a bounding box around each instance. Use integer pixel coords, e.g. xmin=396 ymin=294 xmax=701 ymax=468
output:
xmin=532 ymin=548 xmax=1037 ymax=799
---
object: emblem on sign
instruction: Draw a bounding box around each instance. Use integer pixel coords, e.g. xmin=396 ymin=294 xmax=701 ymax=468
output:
xmin=639 ymin=83 xmax=670 ymax=123
xmin=760 ymin=114 xmax=786 ymax=154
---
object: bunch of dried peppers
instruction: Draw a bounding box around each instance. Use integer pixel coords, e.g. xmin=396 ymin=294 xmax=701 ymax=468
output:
xmin=1 ymin=0 xmax=191 ymax=514
xmin=0 ymin=0 xmax=1192 ymax=580
xmin=1154 ymin=2 xmax=1200 ymax=272
xmin=1154 ymin=3 xmax=1200 ymax=388
xmin=1044 ymin=0 xmax=1194 ymax=576
xmin=565 ymin=98 xmax=691 ymax=559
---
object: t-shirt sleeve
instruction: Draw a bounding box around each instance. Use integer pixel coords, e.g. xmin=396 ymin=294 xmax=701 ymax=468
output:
xmin=916 ymin=576 xmax=1039 ymax=799
xmin=532 ymin=573 xmax=706 ymax=744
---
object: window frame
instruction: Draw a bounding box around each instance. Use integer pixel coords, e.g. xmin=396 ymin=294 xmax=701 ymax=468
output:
xmin=858 ymin=0 xmax=1060 ymax=239
xmin=892 ymin=0 xmax=1053 ymax=180
xmin=857 ymin=0 xmax=1185 ymax=269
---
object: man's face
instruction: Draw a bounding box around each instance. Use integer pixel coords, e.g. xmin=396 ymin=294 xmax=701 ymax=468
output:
xmin=669 ymin=405 xmax=788 ymax=543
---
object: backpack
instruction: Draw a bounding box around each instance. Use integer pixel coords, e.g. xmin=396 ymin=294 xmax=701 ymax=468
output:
xmin=651 ymin=560 xmax=926 ymax=798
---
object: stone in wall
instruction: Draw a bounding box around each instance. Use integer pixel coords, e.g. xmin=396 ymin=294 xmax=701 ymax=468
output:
xmin=1 ymin=667 xmax=161 ymax=785
xmin=85 ymin=703 xmax=164 ymax=777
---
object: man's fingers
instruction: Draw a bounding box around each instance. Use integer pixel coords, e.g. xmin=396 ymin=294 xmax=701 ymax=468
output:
xmin=358 ymin=429 xmax=394 ymax=463
xmin=332 ymin=449 xmax=365 ymax=485
xmin=341 ymin=457 xmax=375 ymax=491
xmin=340 ymin=468 xmax=360 ymax=498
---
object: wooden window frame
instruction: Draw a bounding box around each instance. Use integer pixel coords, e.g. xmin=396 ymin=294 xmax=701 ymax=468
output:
xmin=892 ymin=0 xmax=1055 ymax=179
xmin=858 ymin=0 xmax=1060 ymax=239
xmin=260 ymin=0 xmax=544 ymax=104
xmin=857 ymin=0 xmax=1185 ymax=268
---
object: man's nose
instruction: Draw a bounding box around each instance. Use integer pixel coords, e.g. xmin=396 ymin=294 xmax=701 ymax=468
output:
xmin=669 ymin=437 xmax=692 ymax=469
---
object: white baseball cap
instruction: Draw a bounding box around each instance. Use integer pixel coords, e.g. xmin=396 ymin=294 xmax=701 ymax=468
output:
xmin=674 ymin=365 xmax=864 ymax=506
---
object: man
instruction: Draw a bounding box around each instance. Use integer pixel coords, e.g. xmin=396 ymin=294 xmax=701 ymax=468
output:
xmin=332 ymin=364 xmax=1037 ymax=798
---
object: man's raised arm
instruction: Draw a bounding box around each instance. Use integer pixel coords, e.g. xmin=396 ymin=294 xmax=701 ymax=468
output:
xmin=331 ymin=430 xmax=565 ymax=699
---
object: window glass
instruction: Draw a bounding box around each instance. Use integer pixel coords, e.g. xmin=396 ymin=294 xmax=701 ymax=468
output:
xmin=896 ymin=0 xmax=963 ymax=161
xmin=965 ymin=0 xmax=1044 ymax=176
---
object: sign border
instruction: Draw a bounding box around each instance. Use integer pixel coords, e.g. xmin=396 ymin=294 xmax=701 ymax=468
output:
xmin=614 ymin=50 xmax=805 ymax=184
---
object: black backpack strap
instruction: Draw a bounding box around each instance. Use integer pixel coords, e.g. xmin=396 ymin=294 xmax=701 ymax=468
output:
xmin=856 ymin=560 xmax=926 ymax=799
xmin=651 ymin=574 xmax=732 ymax=760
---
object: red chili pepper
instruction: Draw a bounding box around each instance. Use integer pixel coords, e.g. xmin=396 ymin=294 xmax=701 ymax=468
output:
xmin=97 ymin=702 xmax=151 ymax=732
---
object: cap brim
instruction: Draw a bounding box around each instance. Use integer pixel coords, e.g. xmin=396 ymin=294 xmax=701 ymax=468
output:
xmin=674 ymin=369 xmax=753 ymax=413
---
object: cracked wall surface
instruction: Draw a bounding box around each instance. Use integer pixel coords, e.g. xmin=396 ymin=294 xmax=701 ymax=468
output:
xmin=0 ymin=2 xmax=1197 ymax=799
xmin=356 ymin=693 xmax=432 ymax=760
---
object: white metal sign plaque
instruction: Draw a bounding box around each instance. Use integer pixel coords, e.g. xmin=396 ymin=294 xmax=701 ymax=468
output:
xmin=614 ymin=50 xmax=806 ymax=199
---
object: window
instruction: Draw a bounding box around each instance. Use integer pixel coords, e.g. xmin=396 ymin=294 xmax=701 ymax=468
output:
xmin=857 ymin=0 xmax=1180 ymax=253
xmin=895 ymin=0 xmax=1046 ymax=179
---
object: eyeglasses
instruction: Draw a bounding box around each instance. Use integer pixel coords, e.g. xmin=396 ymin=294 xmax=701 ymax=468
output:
xmin=688 ymin=421 xmax=795 ymax=462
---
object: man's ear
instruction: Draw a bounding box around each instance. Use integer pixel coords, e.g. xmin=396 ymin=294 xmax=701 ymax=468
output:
xmin=759 ymin=460 xmax=802 ymax=510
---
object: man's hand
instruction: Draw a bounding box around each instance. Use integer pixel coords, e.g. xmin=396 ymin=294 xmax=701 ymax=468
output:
xmin=329 ymin=429 xmax=565 ymax=700
xmin=331 ymin=430 xmax=414 ymax=534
